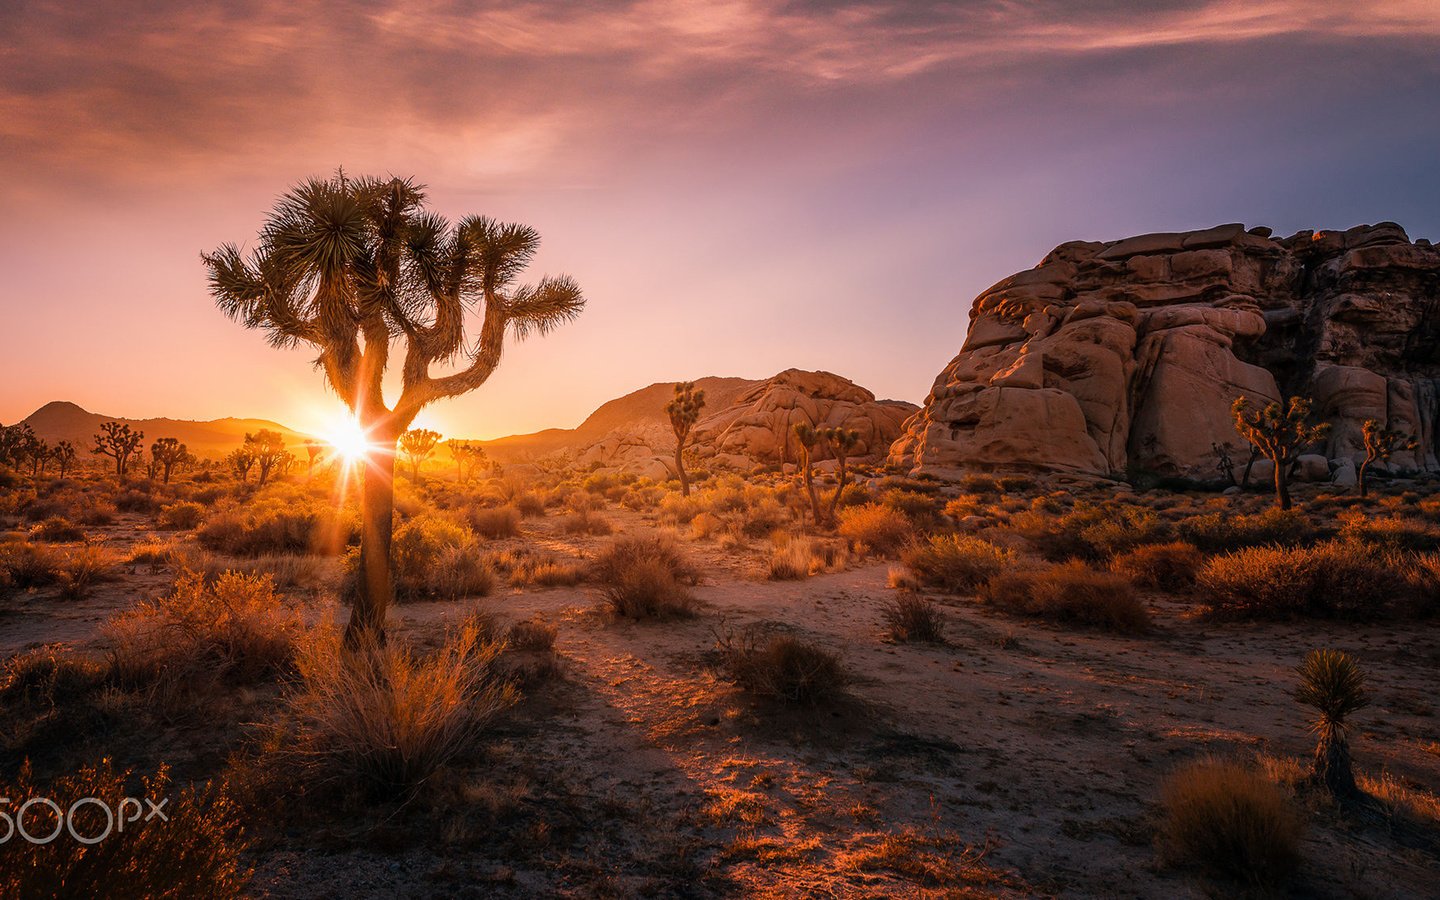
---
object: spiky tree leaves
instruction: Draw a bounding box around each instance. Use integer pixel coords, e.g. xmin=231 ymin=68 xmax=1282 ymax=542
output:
xmin=1295 ymin=649 xmax=1369 ymax=799
xmin=399 ymin=428 xmax=442 ymax=481
xmin=50 ymin=440 xmax=76 ymax=479
xmin=1232 ymin=396 xmax=1330 ymax=510
xmin=1359 ymin=419 xmax=1417 ymax=498
xmin=205 ymin=172 xmax=584 ymax=644
xmin=666 ymin=382 xmax=706 ymax=497
xmin=92 ymin=421 xmax=144 ymax=480
xmin=150 ymin=437 xmax=189 ymax=484
xmin=245 ymin=430 xmax=287 ymax=488
xmin=792 ymin=422 xmax=824 ymax=526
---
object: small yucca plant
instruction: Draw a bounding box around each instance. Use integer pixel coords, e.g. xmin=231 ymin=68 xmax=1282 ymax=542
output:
xmin=1295 ymin=648 xmax=1368 ymax=798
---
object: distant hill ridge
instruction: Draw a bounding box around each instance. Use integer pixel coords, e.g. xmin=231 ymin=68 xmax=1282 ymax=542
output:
xmin=19 ymin=401 xmax=312 ymax=458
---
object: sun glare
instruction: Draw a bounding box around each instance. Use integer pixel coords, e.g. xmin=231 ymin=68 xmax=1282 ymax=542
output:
xmin=325 ymin=417 xmax=372 ymax=464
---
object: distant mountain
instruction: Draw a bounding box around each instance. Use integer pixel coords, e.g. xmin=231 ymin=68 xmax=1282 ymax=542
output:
xmin=478 ymin=376 xmax=758 ymax=461
xmin=19 ymin=401 xmax=312 ymax=458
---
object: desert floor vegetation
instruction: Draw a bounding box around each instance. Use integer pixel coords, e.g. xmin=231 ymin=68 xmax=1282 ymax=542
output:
xmin=1 ymin=464 xmax=1437 ymax=896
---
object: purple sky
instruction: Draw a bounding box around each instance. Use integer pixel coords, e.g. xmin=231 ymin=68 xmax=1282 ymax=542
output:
xmin=2 ymin=0 xmax=1438 ymax=438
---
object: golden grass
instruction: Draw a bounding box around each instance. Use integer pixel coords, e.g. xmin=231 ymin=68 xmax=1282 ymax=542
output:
xmin=900 ymin=533 xmax=1012 ymax=594
xmin=837 ymin=503 xmax=914 ymax=557
xmin=980 ymin=561 xmax=1151 ymax=633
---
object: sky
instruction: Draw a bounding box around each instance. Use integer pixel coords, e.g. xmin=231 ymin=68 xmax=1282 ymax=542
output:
xmin=2 ymin=0 xmax=1439 ymax=440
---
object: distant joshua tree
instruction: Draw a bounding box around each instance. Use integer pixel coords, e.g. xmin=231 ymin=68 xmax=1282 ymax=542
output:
xmin=666 ymin=382 xmax=706 ymax=497
xmin=50 ymin=440 xmax=76 ymax=479
xmin=26 ymin=437 xmax=51 ymax=478
xmin=447 ymin=440 xmax=488 ymax=483
xmin=792 ymin=422 xmax=824 ymax=526
xmin=205 ymin=172 xmax=584 ymax=644
xmin=150 ymin=437 xmax=189 ymax=484
xmin=245 ymin=430 xmax=287 ymax=487
xmin=819 ymin=427 xmax=862 ymax=523
xmin=92 ymin=421 xmax=144 ymax=480
xmin=303 ymin=440 xmax=326 ymax=478
xmin=1359 ymin=419 xmax=1417 ymax=497
xmin=398 ymin=428 xmax=442 ymax=482
xmin=0 ymin=423 xmax=39 ymax=472
xmin=227 ymin=446 xmax=257 ymax=483
xmin=1231 ymin=396 xmax=1330 ymax=510
xmin=1296 ymin=649 xmax=1368 ymax=800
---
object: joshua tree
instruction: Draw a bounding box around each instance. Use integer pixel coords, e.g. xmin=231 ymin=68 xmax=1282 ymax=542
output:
xmin=303 ymin=440 xmax=326 ymax=477
xmin=448 ymin=440 xmax=488 ymax=483
xmin=1359 ymin=419 xmax=1417 ymax=497
xmin=227 ymin=446 xmax=256 ymax=483
xmin=1295 ymin=648 xmax=1368 ymax=799
xmin=1231 ymin=396 xmax=1330 ymax=510
xmin=399 ymin=428 xmax=442 ymax=482
xmin=92 ymin=421 xmax=144 ymax=480
xmin=820 ymin=427 xmax=862 ymax=523
xmin=792 ymin=422 xmax=824 ymax=525
xmin=245 ymin=430 xmax=288 ymax=487
xmin=50 ymin=440 xmax=76 ymax=479
xmin=150 ymin=437 xmax=189 ymax=484
xmin=205 ymin=172 xmax=584 ymax=644
xmin=0 ymin=423 xmax=39 ymax=472
xmin=666 ymin=382 xmax=706 ymax=497
xmin=26 ymin=437 xmax=50 ymax=478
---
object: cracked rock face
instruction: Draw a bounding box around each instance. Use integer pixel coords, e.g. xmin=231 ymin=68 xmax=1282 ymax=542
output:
xmin=890 ymin=222 xmax=1440 ymax=481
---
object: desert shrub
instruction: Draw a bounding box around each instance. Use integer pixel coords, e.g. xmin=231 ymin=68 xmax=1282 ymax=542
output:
xmin=30 ymin=516 xmax=85 ymax=543
xmin=197 ymin=498 xmax=357 ymax=556
xmin=173 ymin=549 xmax=333 ymax=594
xmin=881 ymin=594 xmax=946 ymax=643
xmin=514 ymin=491 xmax=546 ymax=517
xmin=157 ymin=500 xmax=206 ymax=530
xmin=1196 ymin=540 xmax=1429 ymax=620
xmin=282 ymin=616 xmax=517 ymax=794
xmin=958 ymin=473 xmax=1001 ymax=495
xmin=718 ymin=629 xmax=848 ymax=703
xmin=560 ymin=507 xmax=614 ymax=536
xmin=0 ymin=759 xmax=251 ymax=898
xmin=1077 ymin=507 xmax=1174 ymax=558
xmin=1337 ymin=513 xmax=1440 ymax=552
xmin=1110 ymin=541 xmax=1203 ymax=592
xmin=997 ymin=474 xmax=1035 ymax=492
xmin=115 ymin=487 xmax=162 ymax=513
xmin=465 ymin=504 xmax=521 ymax=539
xmin=507 ymin=616 xmax=558 ymax=652
xmin=1009 ymin=504 xmax=1109 ymax=560
xmin=659 ymin=493 xmax=702 ymax=525
xmin=837 ymin=503 xmax=914 ymax=557
xmin=591 ymin=535 xmax=699 ymax=619
xmin=835 ymin=482 xmax=873 ymax=508
xmin=690 ymin=511 xmax=724 ymax=540
xmin=128 ymin=539 xmax=175 ymax=569
xmin=1158 ymin=757 xmax=1302 ymax=888
xmin=901 ymin=534 xmax=1012 ymax=594
xmin=508 ymin=554 xmax=585 ymax=587
xmin=389 ymin=515 xmax=493 ymax=601
xmin=881 ymin=489 xmax=943 ymax=527
xmin=980 ymin=561 xmax=1151 ymax=633
xmin=54 ymin=545 xmax=114 ymax=600
xmin=0 ymin=645 xmax=108 ymax=709
xmin=76 ymin=501 xmax=118 ymax=526
xmin=0 ymin=541 xmax=65 ymax=588
xmin=739 ymin=496 xmax=790 ymax=536
xmin=1177 ymin=507 xmax=1314 ymax=553
xmin=106 ymin=569 xmax=304 ymax=689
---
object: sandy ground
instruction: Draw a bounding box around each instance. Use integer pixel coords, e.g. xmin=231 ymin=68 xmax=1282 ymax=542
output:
xmin=3 ymin=509 xmax=1438 ymax=897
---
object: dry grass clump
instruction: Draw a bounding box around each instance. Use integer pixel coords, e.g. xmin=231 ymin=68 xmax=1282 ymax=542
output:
xmin=690 ymin=511 xmax=724 ymax=540
xmin=198 ymin=497 xmax=357 ymax=556
xmin=172 ymin=548 xmax=334 ymax=593
xmin=980 ymin=561 xmax=1151 ymax=633
xmin=464 ymin=504 xmax=522 ymax=539
xmin=128 ymin=538 xmax=175 ymax=569
xmin=1337 ymin=512 xmax=1440 ymax=552
xmin=281 ymin=616 xmax=518 ymax=795
xmin=766 ymin=533 xmax=847 ymax=580
xmin=157 ymin=500 xmax=206 ymax=530
xmin=881 ymin=594 xmax=946 ymax=643
xmin=837 ymin=503 xmax=914 ymax=557
xmin=1157 ymin=757 xmax=1303 ymax=889
xmin=0 ymin=542 xmax=115 ymax=599
xmin=560 ymin=506 xmax=614 ymax=536
xmin=1109 ymin=541 xmax=1204 ymax=592
xmin=506 ymin=553 xmax=585 ymax=587
xmin=1177 ymin=507 xmax=1313 ymax=553
xmin=30 ymin=515 xmax=86 ymax=542
xmin=717 ymin=628 xmax=848 ymax=703
xmin=106 ymin=570 xmax=305 ymax=690
xmin=0 ymin=759 xmax=251 ymax=898
xmin=507 ymin=615 xmax=558 ymax=652
xmin=1196 ymin=540 xmax=1432 ymax=620
xmin=901 ymin=534 xmax=1012 ymax=594
xmin=514 ymin=491 xmax=547 ymax=517
xmin=838 ymin=827 xmax=1014 ymax=892
xmin=386 ymin=514 xmax=494 ymax=601
xmin=591 ymin=535 xmax=700 ymax=619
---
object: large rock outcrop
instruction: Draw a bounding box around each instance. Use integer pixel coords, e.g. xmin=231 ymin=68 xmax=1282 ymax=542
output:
xmin=891 ymin=222 xmax=1440 ymax=481
xmin=491 ymin=370 xmax=916 ymax=480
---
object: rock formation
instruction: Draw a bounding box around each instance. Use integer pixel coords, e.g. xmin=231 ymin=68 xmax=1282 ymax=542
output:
xmin=891 ymin=222 xmax=1440 ymax=483
xmin=503 ymin=369 xmax=916 ymax=480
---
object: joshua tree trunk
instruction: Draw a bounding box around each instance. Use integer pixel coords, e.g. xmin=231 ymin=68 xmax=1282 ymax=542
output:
xmin=826 ymin=455 xmax=849 ymax=524
xmin=1274 ymin=461 xmax=1291 ymax=510
xmin=1312 ymin=728 xmax=1358 ymax=799
xmin=675 ymin=444 xmax=690 ymax=497
xmin=1358 ymin=460 xmax=1370 ymax=497
xmin=348 ymin=430 xmax=399 ymax=647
